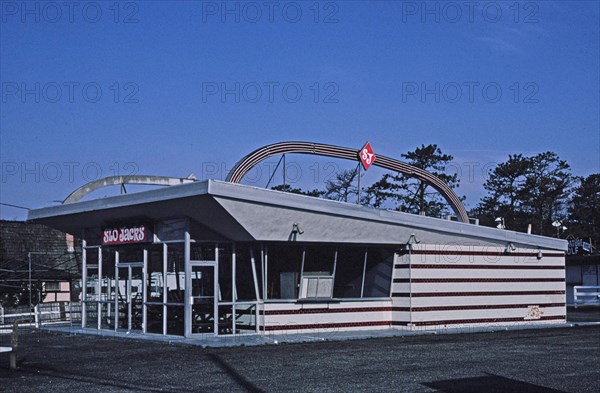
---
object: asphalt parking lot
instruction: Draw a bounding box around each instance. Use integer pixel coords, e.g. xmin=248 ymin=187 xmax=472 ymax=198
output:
xmin=1 ymin=319 xmax=599 ymax=393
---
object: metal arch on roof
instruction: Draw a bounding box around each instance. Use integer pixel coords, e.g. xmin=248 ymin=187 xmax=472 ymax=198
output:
xmin=59 ymin=142 xmax=469 ymax=223
xmin=63 ymin=175 xmax=196 ymax=204
xmin=225 ymin=141 xmax=470 ymax=223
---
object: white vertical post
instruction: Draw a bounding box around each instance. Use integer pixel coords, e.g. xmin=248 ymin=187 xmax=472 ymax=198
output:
xmin=28 ymin=253 xmax=32 ymax=320
xmin=184 ymin=231 xmax=192 ymax=338
xmin=250 ymin=249 xmax=260 ymax=301
xmin=142 ymin=248 xmax=148 ymax=333
xmin=214 ymin=246 xmax=219 ymax=336
xmin=261 ymin=246 xmax=267 ymax=301
xmin=162 ymin=243 xmax=167 ymax=335
xmin=127 ymin=266 xmax=132 ymax=331
xmin=250 ymin=249 xmax=261 ymax=333
xmin=360 ymin=248 xmax=368 ymax=298
xmin=34 ymin=305 xmax=40 ymax=328
xmin=332 ymin=248 xmax=338 ymax=281
xmin=114 ymin=251 xmax=119 ymax=332
xmin=232 ymin=244 xmax=236 ymax=335
xmin=97 ymin=248 xmax=102 ymax=330
xmin=299 ymin=248 xmax=306 ymax=298
xmin=81 ymin=240 xmax=87 ymax=328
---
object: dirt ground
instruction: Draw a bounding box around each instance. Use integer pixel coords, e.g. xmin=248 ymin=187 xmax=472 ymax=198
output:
xmin=1 ymin=321 xmax=599 ymax=393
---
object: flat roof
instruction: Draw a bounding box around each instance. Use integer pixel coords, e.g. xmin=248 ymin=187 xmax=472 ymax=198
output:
xmin=28 ymin=180 xmax=567 ymax=251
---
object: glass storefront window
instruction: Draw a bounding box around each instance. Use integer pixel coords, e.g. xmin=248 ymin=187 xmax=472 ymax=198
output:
xmin=218 ymin=244 xmax=233 ymax=302
xmin=265 ymin=245 xmax=303 ymax=299
xmin=84 ymin=248 xmax=99 ymax=302
xmin=85 ymin=302 xmax=97 ymax=327
xmin=165 ymin=243 xmax=185 ymax=336
xmin=333 ymin=247 xmax=366 ymax=298
xmin=166 ymin=305 xmax=184 ymax=336
xmin=147 ymin=245 xmax=164 ymax=303
xmin=235 ymin=246 xmax=257 ymax=301
xmin=263 ymin=244 xmax=395 ymax=300
xmin=116 ymin=245 xmax=144 ymax=263
xmin=363 ymin=248 xmax=394 ymax=297
xmin=101 ymin=248 xmax=116 ymax=301
xmin=166 ymin=244 xmax=185 ymax=304
xmin=303 ymin=246 xmax=336 ymax=274
xmin=190 ymin=243 xmax=216 ymax=261
xmin=146 ymin=304 xmax=163 ymax=334
xmin=99 ymin=302 xmax=113 ymax=330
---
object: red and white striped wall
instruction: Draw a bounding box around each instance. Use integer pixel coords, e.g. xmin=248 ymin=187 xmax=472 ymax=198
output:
xmin=260 ymin=300 xmax=393 ymax=334
xmin=392 ymin=244 xmax=566 ymax=328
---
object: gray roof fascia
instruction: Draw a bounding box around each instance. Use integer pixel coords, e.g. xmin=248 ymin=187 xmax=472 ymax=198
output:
xmin=27 ymin=179 xmax=567 ymax=251
xmin=207 ymin=180 xmax=568 ymax=251
xmin=28 ymin=181 xmax=209 ymax=221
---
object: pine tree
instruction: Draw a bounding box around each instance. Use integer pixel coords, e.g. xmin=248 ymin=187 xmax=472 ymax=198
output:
xmin=364 ymin=144 xmax=459 ymax=217
xmin=567 ymin=174 xmax=600 ymax=245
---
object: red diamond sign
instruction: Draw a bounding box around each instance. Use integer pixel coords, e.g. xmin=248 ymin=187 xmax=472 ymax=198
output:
xmin=358 ymin=142 xmax=376 ymax=170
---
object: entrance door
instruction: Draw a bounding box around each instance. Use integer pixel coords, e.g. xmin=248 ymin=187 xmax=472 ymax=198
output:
xmin=116 ymin=264 xmax=144 ymax=331
xmin=191 ymin=264 xmax=218 ymax=335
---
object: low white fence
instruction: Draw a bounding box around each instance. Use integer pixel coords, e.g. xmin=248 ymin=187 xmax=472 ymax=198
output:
xmin=0 ymin=302 xmax=81 ymax=329
xmin=574 ymin=286 xmax=600 ymax=308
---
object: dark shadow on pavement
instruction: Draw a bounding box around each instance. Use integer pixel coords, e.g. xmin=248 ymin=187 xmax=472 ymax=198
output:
xmin=207 ymin=353 xmax=265 ymax=393
xmin=567 ymin=306 xmax=600 ymax=323
xmin=9 ymin=364 xmax=185 ymax=393
xmin=422 ymin=373 xmax=567 ymax=393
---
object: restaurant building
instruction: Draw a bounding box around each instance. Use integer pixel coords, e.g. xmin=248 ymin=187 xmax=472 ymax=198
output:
xmin=28 ymin=178 xmax=567 ymax=339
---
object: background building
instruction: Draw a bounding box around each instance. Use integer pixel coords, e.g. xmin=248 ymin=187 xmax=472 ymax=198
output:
xmin=0 ymin=220 xmax=80 ymax=308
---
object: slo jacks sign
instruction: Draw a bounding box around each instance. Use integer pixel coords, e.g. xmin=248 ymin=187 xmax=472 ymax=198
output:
xmin=102 ymin=224 xmax=151 ymax=245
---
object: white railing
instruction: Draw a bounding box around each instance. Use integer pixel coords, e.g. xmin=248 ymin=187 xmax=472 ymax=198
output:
xmin=0 ymin=305 xmax=32 ymax=328
xmin=0 ymin=302 xmax=81 ymax=329
xmin=574 ymin=286 xmax=600 ymax=308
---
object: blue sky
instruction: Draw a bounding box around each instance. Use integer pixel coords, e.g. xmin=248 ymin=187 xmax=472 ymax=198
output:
xmin=1 ymin=1 xmax=599 ymax=220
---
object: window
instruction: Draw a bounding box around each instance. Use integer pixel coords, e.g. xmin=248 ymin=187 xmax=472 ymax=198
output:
xmin=299 ymin=246 xmax=336 ymax=299
xmin=362 ymin=248 xmax=394 ymax=297
xmin=333 ymin=247 xmax=366 ymax=298
xmin=263 ymin=244 xmax=396 ymax=301
xmin=190 ymin=243 xmax=216 ymax=262
xmin=234 ymin=246 xmax=258 ymax=301
xmin=85 ymin=247 xmax=99 ymax=301
xmin=146 ymin=245 xmax=164 ymax=303
xmin=265 ymin=245 xmax=303 ymax=299
xmin=166 ymin=244 xmax=185 ymax=303
xmin=299 ymin=274 xmax=334 ymax=299
xmin=44 ymin=282 xmax=60 ymax=291
xmin=165 ymin=243 xmax=185 ymax=336
xmin=218 ymin=244 xmax=233 ymax=302
xmin=303 ymin=246 xmax=336 ymax=274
